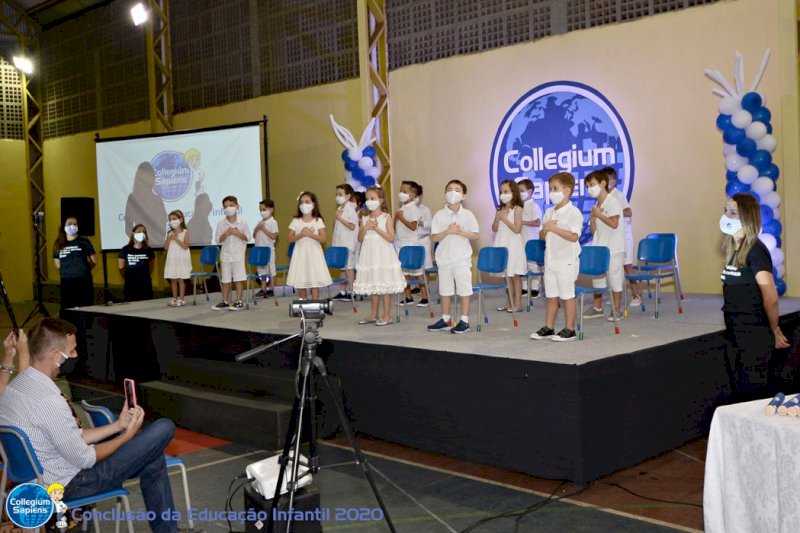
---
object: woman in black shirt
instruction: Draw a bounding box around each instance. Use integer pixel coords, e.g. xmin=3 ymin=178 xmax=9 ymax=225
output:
xmin=53 ymin=217 xmax=97 ymax=311
xmin=118 ymin=224 xmax=156 ymax=301
xmin=720 ymin=193 xmax=789 ymax=398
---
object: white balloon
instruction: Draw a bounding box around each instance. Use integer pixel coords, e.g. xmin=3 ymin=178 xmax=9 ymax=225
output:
xmin=759 ymin=233 xmax=777 ymax=252
xmin=745 ymin=121 xmax=767 ymax=140
xmin=762 ymin=191 xmax=781 ymax=208
xmin=723 ymin=143 xmax=737 ymax=156
xmin=751 ymin=177 xmax=775 ymax=196
xmin=725 ymin=153 xmax=747 ymax=172
xmin=731 ymin=110 xmax=752 ymax=129
xmin=365 ymin=167 xmax=380 ymax=178
xmin=756 ymin=134 xmax=777 ymax=153
xmin=776 ymin=264 xmax=785 ymax=279
xmin=346 ymin=178 xmax=365 ymax=192
xmin=772 ymin=207 xmax=780 ymax=220
xmin=736 ymin=165 xmax=758 ymax=185
xmin=771 ymin=247 xmax=784 ymax=267
xmin=348 ymin=148 xmax=363 ymax=161
xmin=358 ymin=156 xmax=374 ymax=170
xmin=719 ymin=96 xmax=741 ymax=115
xmin=756 ymin=91 xmax=767 ymax=106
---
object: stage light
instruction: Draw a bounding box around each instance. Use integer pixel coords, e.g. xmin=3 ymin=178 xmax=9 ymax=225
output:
xmin=12 ymin=56 xmax=33 ymax=74
xmin=131 ymin=3 xmax=148 ymax=25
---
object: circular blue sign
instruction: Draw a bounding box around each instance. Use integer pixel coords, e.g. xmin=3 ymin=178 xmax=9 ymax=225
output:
xmin=490 ymin=81 xmax=634 ymax=244
xmin=151 ymin=150 xmax=193 ymax=202
xmin=5 ymin=483 xmax=55 ymax=529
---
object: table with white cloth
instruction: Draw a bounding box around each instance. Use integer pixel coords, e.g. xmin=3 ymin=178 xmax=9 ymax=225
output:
xmin=704 ymin=398 xmax=800 ymax=533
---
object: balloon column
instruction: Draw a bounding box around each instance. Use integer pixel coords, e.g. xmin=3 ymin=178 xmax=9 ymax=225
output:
xmin=329 ymin=115 xmax=381 ymax=192
xmin=705 ymin=50 xmax=785 ymax=296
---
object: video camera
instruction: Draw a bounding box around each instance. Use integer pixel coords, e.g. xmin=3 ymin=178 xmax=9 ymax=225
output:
xmin=289 ymin=299 xmax=333 ymax=321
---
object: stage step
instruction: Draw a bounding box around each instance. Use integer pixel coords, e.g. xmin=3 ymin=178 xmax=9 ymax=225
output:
xmin=167 ymin=358 xmax=297 ymax=400
xmin=140 ymin=380 xmax=293 ymax=450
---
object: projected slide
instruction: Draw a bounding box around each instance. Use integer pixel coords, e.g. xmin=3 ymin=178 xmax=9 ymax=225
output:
xmin=96 ymin=125 xmax=263 ymax=250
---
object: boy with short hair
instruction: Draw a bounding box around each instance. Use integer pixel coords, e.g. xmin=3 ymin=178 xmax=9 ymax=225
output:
xmin=518 ymin=178 xmax=543 ymax=298
xmin=414 ymin=184 xmax=434 ymax=304
xmin=213 ymin=195 xmax=250 ymax=310
xmin=427 ymin=180 xmax=480 ymax=334
xmin=582 ymin=170 xmax=625 ymax=321
xmin=530 ymin=172 xmax=583 ymax=342
xmin=395 ymin=181 xmax=427 ymax=305
xmin=602 ymin=167 xmax=641 ymax=306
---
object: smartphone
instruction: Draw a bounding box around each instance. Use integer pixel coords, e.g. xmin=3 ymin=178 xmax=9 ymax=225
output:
xmin=123 ymin=378 xmax=137 ymax=409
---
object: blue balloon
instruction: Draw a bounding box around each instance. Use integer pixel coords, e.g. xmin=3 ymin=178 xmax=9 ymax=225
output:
xmin=344 ymin=159 xmax=358 ymax=171
xmin=776 ymin=278 xmax=786 ymax=297
xmin=716 ymin=114 xmax=733 ymax=131
xmin=726 ymin=171 xmax=740 ymax=181
xmin=773 ymin=267 xmax=779 ymax=279
xmin=750 ymin=150 xmax=772 ymax=170
xmin=341 ymin=149 xmax=350 ymax=161
xmin=363 ymin=146 xmax=376 ymax=157
xmin=760 ymin=204 xmax=774 ymax=225
xmin=723 ymin=127 xmax=745 ymax=145
xmin=741 ymin=92 xmax=763 ymax=112
xmin=763 ymin=218 xmax=782 ymax=237
xmin=775 ymin=235 xmax=782 ymax=249
xmin=351 ymin=167 xmax=365 ymax=180
xmin=766 ymin=123 xmax=773 ymax=134
xmin=751 ymin=107 xmax=772 ymax=124
xmin=726 ymin=180 xmax=751 ymax=196
xmin=736 ymin=138 xmax=757 ymax=157
xmin=762 ymin=164 xmax=780 ymax=181
xmin=362 ymin=176 xmax=376 ymax=188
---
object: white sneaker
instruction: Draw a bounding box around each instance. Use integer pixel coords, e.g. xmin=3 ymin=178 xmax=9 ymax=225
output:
xmin=629 ymin=296 xmax=642 ymax=307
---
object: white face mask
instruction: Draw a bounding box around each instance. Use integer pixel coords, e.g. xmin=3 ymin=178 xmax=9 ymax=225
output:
xmin=169 ymin=219 xmax=181 ymax=230
xmin=499 ymin=193 xmax=513 ymax=205
xmin=720 ymin=214 xmax=743 ymax=236
xmin=445 ymin=190 xmax=463 ymax=205
xmin=549 ymin=191 xmax=565 ymax=205
xmin=65 ymin=225 xmax=78 ymax=236
xmin=224 ymin=206 xmax=238 ymax=217
xmin=587 ymin=185 xmax=602 ymax=199
xmin=519 ymin=190 xmax=530 ymax=201
xmin=133 ymin=232 xmax=146 ymax=243
xmin=260 ymin=209 xmax=272 ymax=219
xmin=335 ymin=195 xmax=347 ymax=206
xmin=398 ymin=192 xmax=410 ymax=203
xmin=299 ymin=203 xmax=314 ymax=215
xmin=365 ymin=200 xmax=381 ymax=212
xmin=414 ymin=198 xmax=421 ymax=206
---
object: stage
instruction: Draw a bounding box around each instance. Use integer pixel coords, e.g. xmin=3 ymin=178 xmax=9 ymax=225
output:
xmin=62 ymin=290 xmax=800 ymax=484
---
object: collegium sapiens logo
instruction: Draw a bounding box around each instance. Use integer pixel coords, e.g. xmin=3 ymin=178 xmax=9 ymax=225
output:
xmin=5 ymin=483 xmax=55 ymax=529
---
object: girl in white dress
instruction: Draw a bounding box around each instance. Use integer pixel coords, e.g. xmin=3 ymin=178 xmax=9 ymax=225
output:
xmin=354 ymin=186 xmax=406 ymax=326
xmin=286 ymin=191 xmax=332 ymax=299
xmin=164 ymin=210 xmax=191 ymax=306
xmin=492 ymin=179 xmax=527 ymax=313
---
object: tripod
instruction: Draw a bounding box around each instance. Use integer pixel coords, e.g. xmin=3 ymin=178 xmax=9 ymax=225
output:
xmin=0 ymin=271 xmax=20 ymax=333
xmin=236 ymin=309 xmax=396 ymax=533
xmin=23 ymin=212 xmax=50 ymax=327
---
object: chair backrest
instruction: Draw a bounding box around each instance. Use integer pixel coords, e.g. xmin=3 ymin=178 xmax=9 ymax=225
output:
xmin=646 ymin=233 xmax=678 ymax=255
xmin=477 ymin=247 xmax=509 ymax=275
xmin=248 ymin=246 xmax=272 ymax=268
xmin=324 ymin=246 xmax=349 ymax=270
xmin=525 ymin=239 xmax=546 ymax=264
xmin=398 ymin=246 xmax=425 ymax=271
xmin=579 ymin=246 xmax=610 ymax=276
xmin=80 ymin=400 xmax=115 ymax=428
xmin=199 ymin=245 xmax=219 ymax=266
xmin=637 ymin=237 xmax=675 ymax=264
xmin=287 ymin=242 xmax=295 ymax=259
xmin=0 ymin=425 xmax=44 ymax=483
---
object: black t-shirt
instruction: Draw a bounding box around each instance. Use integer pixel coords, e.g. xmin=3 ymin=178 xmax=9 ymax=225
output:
xmin=53 ymin=237 xmax=95 ymax=279
xmin=120 ymin=245 xmax=155 ymax=292
xmin=721 ymin=240 xmax=772 ymax=316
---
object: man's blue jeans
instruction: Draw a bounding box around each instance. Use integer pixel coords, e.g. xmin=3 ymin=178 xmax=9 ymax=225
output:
xmin=64 ymin=418 xmax=178 ymax=533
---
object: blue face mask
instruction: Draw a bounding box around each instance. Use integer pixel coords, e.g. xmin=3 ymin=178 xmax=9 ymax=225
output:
xmin=719 ymin=214 xmax=742 ymax=236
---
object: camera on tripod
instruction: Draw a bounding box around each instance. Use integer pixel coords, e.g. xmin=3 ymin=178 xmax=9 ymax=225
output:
xmin=289 ymin=299 xmax=333 ymax=320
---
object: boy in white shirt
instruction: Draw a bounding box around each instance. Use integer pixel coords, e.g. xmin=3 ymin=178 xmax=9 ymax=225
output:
xmin=427 ymin=180 xmax=480 ymax=334
xmin=332 ymin=183 xmax=359 ymax=300
xmin=212 ymin=195 xmax=250 ymax=311
xmin=253 ymin=199 xmax=279 ymax=298
xmin=582 ymin=170 xmax=625 ymax=321
xmin=530 ymin=172 xmax=583 ymax=342
xmin=395 ymin=181 xmax=429 ymax=305
xmin=518 ymin=178 xmax=543 ymax=298
xmin=415 ymin=186 xmax=434 ymax=301
xmin=603 ymin=167 xmax=641 ymax=307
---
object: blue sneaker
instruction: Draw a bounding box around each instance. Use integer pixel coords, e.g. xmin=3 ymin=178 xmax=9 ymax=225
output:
xmin=427 ymin=319 xmax=450 ymax=332
xmin=450 ymin=320 xmax=470 ymax=334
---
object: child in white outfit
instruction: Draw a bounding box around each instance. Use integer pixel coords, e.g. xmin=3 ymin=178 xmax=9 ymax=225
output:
xmin=253 ymin=199 xmax=278 ymax=297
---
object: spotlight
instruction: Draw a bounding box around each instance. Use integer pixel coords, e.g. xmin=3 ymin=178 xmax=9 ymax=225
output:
xmin=12 ymin=56 xmax=33 ymax=74
xmin=130 ymin=3 xmax=148 ymax=26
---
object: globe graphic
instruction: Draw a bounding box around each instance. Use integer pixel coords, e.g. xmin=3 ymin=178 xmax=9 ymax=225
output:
xmin=5 ymin=483 xmax=54 ymax=528
xmin=494 ymin=88 xmax=632 ymax=244
xmin=151 ymin=150 xmax=193 ymax=202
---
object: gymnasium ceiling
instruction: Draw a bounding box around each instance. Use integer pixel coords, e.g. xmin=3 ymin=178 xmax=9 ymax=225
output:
xmin=14 ymin=0 xmax=112 ymax=28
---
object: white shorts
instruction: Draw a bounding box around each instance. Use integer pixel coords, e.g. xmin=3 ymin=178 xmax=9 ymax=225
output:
xmin=438 ymin=264 xmax=473 ymax=297
xmin=220 ymin=260 xmax=247 ymax=283
xmin=526 ymin=261 xmax=541 ymax=290
xmin=592 ymin=251 xmax=625 ymax=292
xmin=544 ymin=263 xmax=579 ymax=300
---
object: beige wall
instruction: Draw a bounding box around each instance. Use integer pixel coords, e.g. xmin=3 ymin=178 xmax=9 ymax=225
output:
xmin=388 ymin=0 xmax=798 ymax=295
xmin=0 ymin=140 xmax=34 ymax=301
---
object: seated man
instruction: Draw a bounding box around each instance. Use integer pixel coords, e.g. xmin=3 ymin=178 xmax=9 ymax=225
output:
xmin=1 ymin=329 xmax=30 ymax=394
xmin=0 ymin=318 xmax=178 ymax=533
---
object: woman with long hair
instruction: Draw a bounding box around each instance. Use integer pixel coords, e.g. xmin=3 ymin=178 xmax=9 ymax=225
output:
xmin=53 ymin=216 xmax=97 ymax=311
xmin=720 ymin=193 xmax=789 ymax=399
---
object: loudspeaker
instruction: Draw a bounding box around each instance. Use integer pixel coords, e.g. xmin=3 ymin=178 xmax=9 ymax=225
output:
xmin=61 ymin=197 xmax=95 ymax=236
xmin=243 ymin=480 xmax=321 ymax=533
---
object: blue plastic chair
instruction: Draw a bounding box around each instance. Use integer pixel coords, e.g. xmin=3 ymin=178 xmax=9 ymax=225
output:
xmin=80 ymin=400 xmax=194 ymax=531
xmin=626 ymin=237 xmax=683 ymax=319
xmin=246 ymin=246 xmax=274 ymax=310
xmin=396 ymin=246 xmax=433 ymax=320
xmin=275 ymin=242 xmax=295 ymax=297
xmin=472 ymin=247 xmax=517 ymax=332
xmin=575 ymin=246 xmax=621 ymax=340
xmin=190 ymin=245 xmax=220 ymax=305
xmin=644 ymin=233 xmax=684 ymax=300
xmin=0 ymin=424 xmax=135 ymax=533
xmin=324 ymin=246 xmax=357 ymax=313
xmin=525 ymin=239 xmax=546 ymax=312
